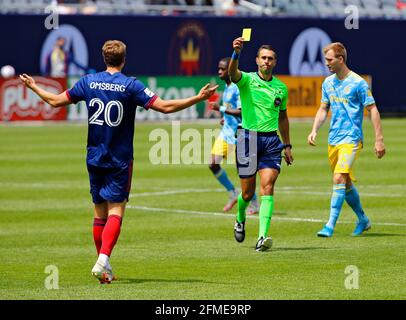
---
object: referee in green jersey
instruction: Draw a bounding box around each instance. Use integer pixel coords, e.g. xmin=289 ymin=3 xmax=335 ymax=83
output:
xmin=229 ymin=37 xmax=293 ymax=252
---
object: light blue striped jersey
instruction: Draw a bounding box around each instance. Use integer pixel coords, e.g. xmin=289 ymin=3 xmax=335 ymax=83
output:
xmin=321 ymin=71 xmax=375 ymax=145
xmin=219 ymin=83 xmax=241 ymax=145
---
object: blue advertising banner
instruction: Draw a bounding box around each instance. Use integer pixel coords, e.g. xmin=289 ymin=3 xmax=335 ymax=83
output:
xmin=0 ymin=14 xmax=405 ymax=113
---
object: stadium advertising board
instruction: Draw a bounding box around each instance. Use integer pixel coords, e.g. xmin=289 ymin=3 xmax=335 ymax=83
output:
xmin=0 ymin=15 xmax=406 ymax=114
xmin=66 ymin=75 xmax=371 ymax=121
xmin=135 ymin=76 xmax=218 ymax=121
xmin=1 ymin=15 xmax=403 ymax=113
xmin=278 ymin=75 xmax=371 ymax=117
xmin=0 ymin=77 xmax=67 ymax=121
xmin=137 ymin=75 xmax=371 ymax=119
xmin=2 ymin=75 xmax=371 ymax=121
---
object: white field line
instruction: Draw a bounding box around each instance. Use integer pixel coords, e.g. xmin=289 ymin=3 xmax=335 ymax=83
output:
xmin=0 ymin=182 xmax=403 ymax=198
xmin=127 ymin=205 xmax=406 ymax=227
xmin=134 ymin=188 xmax=224 ymax=197
xmin=0 ymin=182 xmax=176 ymax=190
xmin=131 ymin=186 xmax=403 ymax=198
xmin=0 ymin=182 xmax=81 ymax=189
xmin=287 ymin=191 xmax=402 ymax=197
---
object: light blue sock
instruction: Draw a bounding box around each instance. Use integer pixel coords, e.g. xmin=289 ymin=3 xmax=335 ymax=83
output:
xmin=326 ymin=184 xmax=346 ymax=229
xmin=214 ymin=169 xmax=235 ymax=192
xmin=345 ymin=185 xmax=368 ymax=222
xmin=251 ymin=192 xmax=257 ymax=201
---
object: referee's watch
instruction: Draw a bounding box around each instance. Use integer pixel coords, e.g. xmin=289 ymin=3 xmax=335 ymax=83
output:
xmin=283 ymin=144 xmax=292 ymax=149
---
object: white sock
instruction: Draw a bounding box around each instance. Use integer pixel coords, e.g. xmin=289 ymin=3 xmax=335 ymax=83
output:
xmin=97 ymin=253 xmax=109 ymax=267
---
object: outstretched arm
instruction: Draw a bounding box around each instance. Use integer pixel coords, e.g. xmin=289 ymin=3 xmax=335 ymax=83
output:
xmin=229 ymin=37 xmax=244 ymax=83
xmin=307 ymin=103 xmax=329 ymax=146
xmin=279 ymin=111 xmax=293 ymax=165
xmin=210 ymin=102 xmax=241 ymax=116
xmin=367 ymin=104 xmax=385 ymax=159
xmin=19 ymin=74 xmax=70 ymax=108
xmin=150 ymin=83 xmax=218 ymax=114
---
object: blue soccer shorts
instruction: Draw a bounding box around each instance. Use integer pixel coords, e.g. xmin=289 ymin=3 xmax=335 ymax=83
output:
xmin=236 ymin=129 xmax=284 ymax=178
xmin=87 ymin=161 xmax=133 ymax=204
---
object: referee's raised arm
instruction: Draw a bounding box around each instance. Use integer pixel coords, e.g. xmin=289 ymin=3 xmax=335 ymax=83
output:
xmin=229 ymin=37 xmax=244 ymax=83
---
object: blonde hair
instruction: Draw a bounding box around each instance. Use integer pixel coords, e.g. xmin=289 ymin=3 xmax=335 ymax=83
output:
xmin=102 ymin=40 xmax=126 ymax=67
xmin=323 ymin=42 xmax=347 ymax=63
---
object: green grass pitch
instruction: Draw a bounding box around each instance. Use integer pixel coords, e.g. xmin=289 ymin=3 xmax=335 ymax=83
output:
xmin=0 ymin=118 xmax=405 ymax=299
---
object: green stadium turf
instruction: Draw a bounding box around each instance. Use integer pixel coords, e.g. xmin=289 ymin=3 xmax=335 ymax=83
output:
xmin=0 ymin=119 xmax=405 ymax=300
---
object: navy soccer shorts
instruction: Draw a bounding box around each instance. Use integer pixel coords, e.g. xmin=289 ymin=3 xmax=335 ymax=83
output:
xmin=87 ymin=161 xmax=133 ymax=204
xmin=236 ymin=129 xmax=284 ymax=179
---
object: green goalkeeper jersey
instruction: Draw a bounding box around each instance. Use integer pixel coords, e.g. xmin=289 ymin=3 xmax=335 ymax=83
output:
xmin=236 ymin=72 xmax=288 ymax=132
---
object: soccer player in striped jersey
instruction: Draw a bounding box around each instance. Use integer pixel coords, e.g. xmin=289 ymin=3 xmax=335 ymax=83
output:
xmin=20 ymin=40 xmax=218 ymax=283
xmin=308 ymin=42 xmax=385 ymax=237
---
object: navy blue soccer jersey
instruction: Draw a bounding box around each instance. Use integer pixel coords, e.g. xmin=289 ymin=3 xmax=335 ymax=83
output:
xmin=67 ymin=71 xmax=157 ymax=168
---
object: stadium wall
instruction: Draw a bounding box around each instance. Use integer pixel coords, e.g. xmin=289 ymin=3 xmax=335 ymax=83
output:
xmin=0 ymin=14 xmax=405 ymax=117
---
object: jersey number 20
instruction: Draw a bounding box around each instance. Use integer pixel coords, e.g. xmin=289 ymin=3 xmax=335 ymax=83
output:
xmin=89 ymin=98 xmax=124 ymax=127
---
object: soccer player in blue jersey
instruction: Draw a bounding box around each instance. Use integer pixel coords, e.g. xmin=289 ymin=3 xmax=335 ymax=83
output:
xmin=209 ymin=57 xmax=259 ymax=214
xmin=19 ymin=40 xmax=218 ymax=283
xmin=307 ymin=42 xmax=385 ymax=238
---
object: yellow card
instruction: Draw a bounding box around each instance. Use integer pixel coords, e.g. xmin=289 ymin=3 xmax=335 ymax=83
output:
xmin=242 ymin=28 xmax=252 ymax=42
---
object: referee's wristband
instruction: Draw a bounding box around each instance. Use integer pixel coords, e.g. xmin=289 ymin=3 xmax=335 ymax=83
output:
xmin=231 ymin=51 xmax=240 ymax=60
xmin=283 ymin=144 xmax=292 ymax=149
xmin=219 ymin=105 xmax=227 ymax=113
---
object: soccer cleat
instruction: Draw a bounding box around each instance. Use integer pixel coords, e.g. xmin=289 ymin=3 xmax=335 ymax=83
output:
xmin=246 ymin=199 xmax=259 ymax=215
xmin=352 ymin=219 xmax=371 ymax=236
xmin=105 ymin=265 xmax=118 ymax=282
xmin=223 ymin=190 xmax=238 ymax=212
xmin=91 ymin=261 xmax=110 ymax=284
xmin=255 ymin=236 xmax=273 ymax=252
xmin=91 ymin=261 xmax=116 ymax=284
xmin=234 ymin=221 xmax=245 ymax=243
xmin=317 ymin=225 xmax=334 ymax=237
